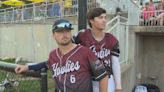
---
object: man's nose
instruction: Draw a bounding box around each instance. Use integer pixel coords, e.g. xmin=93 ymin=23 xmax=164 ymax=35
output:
xmin=103 ymin=17 xmax=107 ymax=23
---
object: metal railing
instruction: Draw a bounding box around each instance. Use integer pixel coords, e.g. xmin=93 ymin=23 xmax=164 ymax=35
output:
xmin=0 ymin=1 xmax=78 ymax=23
xmin=0 ymin=61 xmax=47 ymax=92
xmin=106 ymin=14 xmax=129 ymax=64
xmin=140 ymin=10 xmax=164 ymax=26
xmin=0 ymin=0 xmax=102 ymax=23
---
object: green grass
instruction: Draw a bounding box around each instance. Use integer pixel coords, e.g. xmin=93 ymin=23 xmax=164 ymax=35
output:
xmin=0 ymin=58 xmax=15 ymax=63
xmin=0 ymin=71 xmax=56 ymax=92
xmin=0 ymin=70 xmax=40 ymax=92
xmin=0 ymin=79 xmax=40 ymax=92
xmin=47 ymin=70 xmax=56 ymax=92
xmin=3 ymin=80 xmax=40 ymax=92
xmin=17 ymin=80 xmax=40 ymax=92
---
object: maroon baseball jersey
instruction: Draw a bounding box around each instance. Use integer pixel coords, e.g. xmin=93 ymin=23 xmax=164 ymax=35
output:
xmin=48 ymin=45 xmax=107 ymax=92
xmin=73 ymin=29 xmax=120 ymax=75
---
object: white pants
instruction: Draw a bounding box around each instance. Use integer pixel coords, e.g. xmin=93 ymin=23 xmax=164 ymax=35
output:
xmin=92 ymin=75 xmax=115 ymax=92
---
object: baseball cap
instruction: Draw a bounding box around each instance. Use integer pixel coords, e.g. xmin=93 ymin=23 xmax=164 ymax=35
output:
xmin=52 ymin=19 xmax=73 ymax=32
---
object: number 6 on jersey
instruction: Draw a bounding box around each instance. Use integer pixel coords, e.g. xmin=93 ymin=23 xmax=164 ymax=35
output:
xmin=70 ymin=75 xmax=76 ymax=83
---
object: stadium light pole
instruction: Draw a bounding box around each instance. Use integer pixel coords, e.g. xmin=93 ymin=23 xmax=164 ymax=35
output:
xmin=78 ymin=0 xmax=87 ymax=31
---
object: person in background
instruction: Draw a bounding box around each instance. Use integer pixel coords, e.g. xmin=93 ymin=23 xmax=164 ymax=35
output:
xmin=156 ymin=1 xmax=164 ymax=26
xmin=142 ymin=2 xmax=155 ymax=25
xmin=73 ymin=7 xmax=122 ymax=92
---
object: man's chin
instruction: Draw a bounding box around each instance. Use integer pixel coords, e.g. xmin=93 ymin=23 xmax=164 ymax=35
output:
xmin=59 ymin=42 xmax=71 ymax=46
xmin=99 ymin=28 xmax=105 ymax=31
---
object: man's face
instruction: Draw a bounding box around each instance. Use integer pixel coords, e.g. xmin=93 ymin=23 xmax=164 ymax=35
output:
xmin=90 ymin=13 xmax=107 ymax=31
xmin=53 ymin=29 xmax=72 ymax=46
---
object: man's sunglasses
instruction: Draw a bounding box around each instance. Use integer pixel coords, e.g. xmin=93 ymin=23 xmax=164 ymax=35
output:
xmin=52 ymin=22 xmax=73 ymax=32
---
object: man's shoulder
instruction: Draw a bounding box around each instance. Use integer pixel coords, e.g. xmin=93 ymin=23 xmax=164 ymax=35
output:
xmin=76 ymin=44 xmax=92 ymax=53
xmin=79 ymin=28 xmax=90 ymax=32
xmin=76 ymin=44 xmax=89 ymax=50
xmin=49 ymin=48 xmax=58 ymax=56
xmin=77 ymin=28 xmax=91 ymax=35
xmin=105 ymin=32 xmax=117 ymax=40
xmin=73 ymin=29 xmax=91 ymax=44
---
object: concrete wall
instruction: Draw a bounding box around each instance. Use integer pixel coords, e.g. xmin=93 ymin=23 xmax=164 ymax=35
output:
xmin=136 ymin=34 xmax=164 ymax=91
xmin=134 ymin=27 xmax=164 ymax=92
xmin=121 ymin=26 xmax=140 ymax=92
xmin=0 ymin=24 xmax=78 ymax=62
xmin=121 ymin=26 xmax=164 ymax=92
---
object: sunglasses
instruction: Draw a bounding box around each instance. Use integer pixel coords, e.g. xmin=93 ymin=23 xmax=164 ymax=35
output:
xmin=53 ymin=22 xmax=72 ymax=32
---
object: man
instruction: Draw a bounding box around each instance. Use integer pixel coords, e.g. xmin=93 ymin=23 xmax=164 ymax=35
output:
xmin=15 ymin=19 xmax=108 ymax=92
xmin=73 ymin=8 xmax=122 ymax=92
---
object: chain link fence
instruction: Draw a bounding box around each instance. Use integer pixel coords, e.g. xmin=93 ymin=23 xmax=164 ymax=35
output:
xmin=0 ymin=60 xmax=47 ymax=92
xmin=0 ymin=71 xmax=41 ymax=92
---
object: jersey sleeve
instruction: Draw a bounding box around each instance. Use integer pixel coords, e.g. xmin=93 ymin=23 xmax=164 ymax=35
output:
xmin=28 ymin=61 xmax=48 ymax=71
xmin=111 ymin=37 xmax=120 ymax=57
xmin=86 ymin=48 xmax=107 ymax=81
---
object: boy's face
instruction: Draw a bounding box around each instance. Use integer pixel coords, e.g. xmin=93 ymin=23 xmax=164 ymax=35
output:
xmin=90 ymin=13 xmax=107 ymax=31
xmin=53 ymin=29 xmax=72 ymax=46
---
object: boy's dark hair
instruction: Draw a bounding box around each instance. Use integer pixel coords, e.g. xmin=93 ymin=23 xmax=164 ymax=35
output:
xmin=87 ymin=7 xmax=106 ymax=28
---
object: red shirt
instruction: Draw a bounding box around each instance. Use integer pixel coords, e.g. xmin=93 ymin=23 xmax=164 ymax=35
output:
xmin=48 ymin=45 xmax=107 ymax=92
xmin=73 ymin=29 xmax=120 ymax=75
